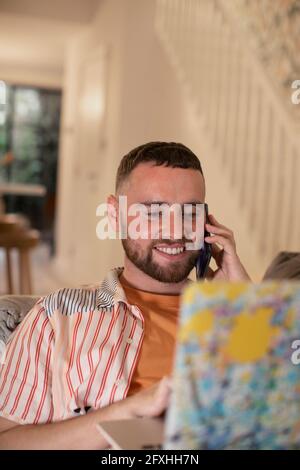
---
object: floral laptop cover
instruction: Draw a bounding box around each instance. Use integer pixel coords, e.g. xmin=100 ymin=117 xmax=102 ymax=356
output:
xmin=164 ymin=281 xmax=300 ymax=450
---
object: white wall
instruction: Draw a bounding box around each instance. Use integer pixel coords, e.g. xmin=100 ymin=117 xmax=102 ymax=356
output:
xmin=54 ymin=0 xmax=265 ymax=286
xmin=55 ymin=0 xmax=127 ymax=284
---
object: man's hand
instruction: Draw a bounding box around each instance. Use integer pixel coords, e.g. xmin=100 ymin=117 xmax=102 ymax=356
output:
xmin=124 ymin=376 xmax=172 ymax=419
xmin=204 ymin=214 xmax=251 ymax=281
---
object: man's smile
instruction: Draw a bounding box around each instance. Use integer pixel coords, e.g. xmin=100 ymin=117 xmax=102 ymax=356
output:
xmin=153 ymin=244 xmax=188 ymax=259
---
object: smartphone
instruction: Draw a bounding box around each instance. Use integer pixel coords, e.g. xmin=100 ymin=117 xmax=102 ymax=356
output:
xmin=195 ymin=203 xmax=212 ymax=280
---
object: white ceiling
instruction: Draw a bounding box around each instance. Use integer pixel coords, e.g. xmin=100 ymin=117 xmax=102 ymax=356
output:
xmin=0 ymin=0 xmax=101 ymax=24
xmin=0 ymin=0 xmax=102 ymax=86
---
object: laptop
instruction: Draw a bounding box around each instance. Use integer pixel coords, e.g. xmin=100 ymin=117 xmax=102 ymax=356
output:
xmin=97 ymin=280 xmax=300 ymax=450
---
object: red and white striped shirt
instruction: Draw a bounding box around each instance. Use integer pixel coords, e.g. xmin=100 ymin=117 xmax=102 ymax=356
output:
xmin=0 ymin=267 xmax=145 ymax=424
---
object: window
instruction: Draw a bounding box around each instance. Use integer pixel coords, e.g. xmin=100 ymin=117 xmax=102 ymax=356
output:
xmin=0 ymin=82 xmax=62 ymax=254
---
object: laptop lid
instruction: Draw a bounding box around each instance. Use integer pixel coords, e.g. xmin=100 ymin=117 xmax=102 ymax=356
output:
xmin=164 ymin=280 xmax=300 ymax=450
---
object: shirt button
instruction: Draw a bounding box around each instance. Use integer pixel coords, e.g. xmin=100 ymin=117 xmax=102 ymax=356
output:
xmin=115 ymin=379 xmax=126 ymax=386
xmin=126 ymin=338 xmax=133 ymax=344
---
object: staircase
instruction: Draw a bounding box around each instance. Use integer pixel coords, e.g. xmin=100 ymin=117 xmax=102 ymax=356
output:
xmin=155 ymin=0 xmax=300 ymax=266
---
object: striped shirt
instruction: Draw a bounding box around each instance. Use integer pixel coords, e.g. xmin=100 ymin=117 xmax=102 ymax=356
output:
xmin=0 ymin=267 xmax=145 ymax=425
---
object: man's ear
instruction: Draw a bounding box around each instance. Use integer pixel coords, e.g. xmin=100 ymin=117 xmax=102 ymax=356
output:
xmin=106 ymin=194 xmax=119 ymax=234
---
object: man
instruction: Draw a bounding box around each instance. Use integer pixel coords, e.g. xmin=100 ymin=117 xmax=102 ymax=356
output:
xmin=0 ymin=142 xmax=250 ymax=449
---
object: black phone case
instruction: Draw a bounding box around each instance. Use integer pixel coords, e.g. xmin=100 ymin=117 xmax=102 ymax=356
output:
xmin=195 ymin=203 xmax=212 ymax=280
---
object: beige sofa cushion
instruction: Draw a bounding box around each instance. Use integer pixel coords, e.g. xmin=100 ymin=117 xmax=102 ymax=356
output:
xmin=0 ymin=295 xmax=40 ymax=344
xmin=263 ymin=252 xmax=300 ymax=280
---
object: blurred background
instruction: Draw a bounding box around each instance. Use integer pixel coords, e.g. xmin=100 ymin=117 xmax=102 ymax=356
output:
xmin=0 ymin=0 xmax=299 ymax=295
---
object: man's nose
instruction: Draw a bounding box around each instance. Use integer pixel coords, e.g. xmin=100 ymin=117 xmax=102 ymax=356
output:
xmin=167 ymin=209 xmax=183 ymax=240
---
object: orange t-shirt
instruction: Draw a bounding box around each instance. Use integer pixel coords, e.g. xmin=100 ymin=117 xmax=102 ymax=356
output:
xmin=119 ymin=275 xmax=181 ymax=396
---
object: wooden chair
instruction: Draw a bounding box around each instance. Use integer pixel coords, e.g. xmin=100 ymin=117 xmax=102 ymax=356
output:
xmin=0 ymin=214 xmax=40 ymax=294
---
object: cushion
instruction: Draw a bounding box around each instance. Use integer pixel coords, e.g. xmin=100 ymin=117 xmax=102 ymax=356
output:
xmin=0 ymin=295 xmax=40 ymax=344
xmin=263 ymin=252 xmax=300 ymax=280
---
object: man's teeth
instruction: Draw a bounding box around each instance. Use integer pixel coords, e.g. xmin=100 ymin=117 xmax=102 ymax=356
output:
xmin=155 ymin=246 xmax=185 ymax=255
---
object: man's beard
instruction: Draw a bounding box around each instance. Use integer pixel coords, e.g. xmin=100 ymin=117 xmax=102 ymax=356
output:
xmin=121 ymin=238 xmax=198 ymax=283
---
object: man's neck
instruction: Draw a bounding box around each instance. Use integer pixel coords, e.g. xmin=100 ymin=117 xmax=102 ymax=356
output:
xmin=121 ymin=257 xmax=190 ymax=295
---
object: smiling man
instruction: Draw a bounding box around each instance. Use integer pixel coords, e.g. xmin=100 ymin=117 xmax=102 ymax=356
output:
xmin=0 ymin=142 xmax=250 ymax=449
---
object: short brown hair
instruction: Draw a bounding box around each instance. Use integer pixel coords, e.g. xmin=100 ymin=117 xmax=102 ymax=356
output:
xmin=115 ymin=141 xmax=204 ymax=193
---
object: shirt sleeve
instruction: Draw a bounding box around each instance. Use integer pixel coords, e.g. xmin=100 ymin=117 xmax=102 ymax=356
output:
xmin=0 ymin=298 xmax=55 ymax=425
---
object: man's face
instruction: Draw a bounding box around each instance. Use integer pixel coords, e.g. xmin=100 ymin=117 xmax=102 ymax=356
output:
xmin=118 ymin=162 xmax=206 ymax=283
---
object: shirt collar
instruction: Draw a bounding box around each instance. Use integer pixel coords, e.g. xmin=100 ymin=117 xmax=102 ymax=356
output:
xmin=97 ymin=266 xmax=129 ymax=310
xmin=97 ymin=266 xmax=194 ymax=310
